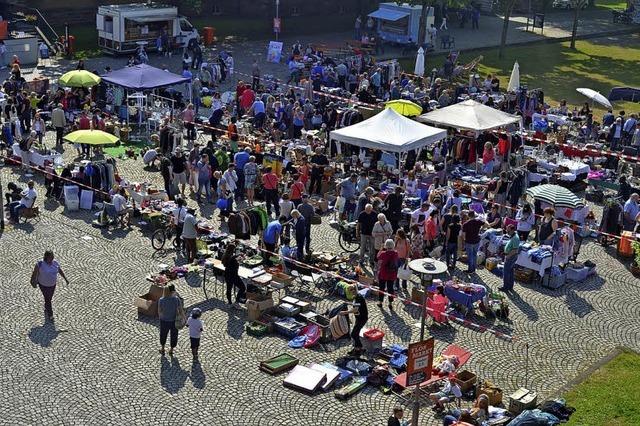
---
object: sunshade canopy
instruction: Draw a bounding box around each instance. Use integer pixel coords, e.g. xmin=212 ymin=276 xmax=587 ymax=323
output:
xmin=100 ymin=64 xmax=189 ymax=90
xmin=576 ymin=87 xmax=612 ymax=109
xmin=385 ymin=99 xmax=423 ymax=117
xmin=526 ymin=184 xmax=585 ymax=209
xmin=608 ymin=87 xmax=640 ymax=103
xmin=58 ymin=70 xmax=101 ymax=88
xmin=416 ymin=100 xmax=521 ymax=131
xmin=368 ymin=9 xmax=409 ymax=21
xmin=330 ymin=108 xmax=446 ymax=153
xmin=63 ymin=130 xmax=119 ymax=146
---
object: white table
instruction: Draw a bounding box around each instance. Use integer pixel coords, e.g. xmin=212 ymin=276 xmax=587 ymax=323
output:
xmin=130 ymin=190 xmax=169 ymax=205
xmin=516 ymin=251 xmax=553 ymax=277
xmin=408 ymin=258 xmax=448 ymax=286
xmin=12 ymin=144 xmax=63 ymax=168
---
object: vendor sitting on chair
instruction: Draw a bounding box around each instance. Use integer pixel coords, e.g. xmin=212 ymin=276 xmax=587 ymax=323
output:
xmin=112 ymin=188 xmax=133 ymax=226
xmin=429 ymin=377 xmax=462 ymax=413
xmin=4 ymin=182 xmax=22 ymax=206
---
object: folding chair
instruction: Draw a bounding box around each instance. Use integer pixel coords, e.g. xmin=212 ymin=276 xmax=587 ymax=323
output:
xmin=290 ymin=263 xmax=326 ymax=299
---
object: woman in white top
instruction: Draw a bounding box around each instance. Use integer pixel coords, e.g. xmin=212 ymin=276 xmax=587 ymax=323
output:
xmin=515 ymin=203 xmax=536 ymax=241
xmin=372 ymin=213 xmax=393 ymax=252
xmin=404 ymin=171 xmax=419 ymax=197
xmin=32 ymin=250 xmax=69 ymax=321
xmin=32 ymin=112 xmax=46 ymax=145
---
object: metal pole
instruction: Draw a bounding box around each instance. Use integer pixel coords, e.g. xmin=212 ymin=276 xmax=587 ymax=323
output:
xmin=0 ymin=162 xmax=4 ymax=231
xmin=411 ymin=294 xmax=427 ymax=426
xmin=525 ymin=342 xmax=530 ymax=388
xmin=64 ymin=23 xmax=70 ymax=59
xmin=275 ymin=0 xmax=280 ymax=42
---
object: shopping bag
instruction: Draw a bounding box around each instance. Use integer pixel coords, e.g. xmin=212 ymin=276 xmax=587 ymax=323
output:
xmin=397 ymin=266 xmax=412 ymax=281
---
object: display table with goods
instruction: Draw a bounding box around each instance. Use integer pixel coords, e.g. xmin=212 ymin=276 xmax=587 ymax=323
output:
xmin=432 ymin=279 xmax=488 ymax=316
xmin=12 ymin=144 xmax=63 ymax=168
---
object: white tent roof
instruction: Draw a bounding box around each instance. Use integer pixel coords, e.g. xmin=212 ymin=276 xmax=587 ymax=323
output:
xmin=330 ymin=108 xmax=447 ymax=153
xmin=416 ymin=99 xmax=521 ymax=131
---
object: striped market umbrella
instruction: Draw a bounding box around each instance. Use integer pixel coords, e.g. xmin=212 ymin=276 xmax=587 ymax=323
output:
xmin=526 ymin=184 xmax=585 ymax=209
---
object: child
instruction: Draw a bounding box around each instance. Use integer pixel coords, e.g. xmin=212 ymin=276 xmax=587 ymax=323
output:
xmin=186 ymin=308 xmax=204 ymax=361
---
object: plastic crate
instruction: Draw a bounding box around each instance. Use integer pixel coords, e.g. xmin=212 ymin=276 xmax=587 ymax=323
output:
xmin=566 ymin=266 xmax=595 ymax=283
xmin=363 ymin=328 xmax=385 ymax=341
xmin=274 ymin=319 xmax=305 ymax=339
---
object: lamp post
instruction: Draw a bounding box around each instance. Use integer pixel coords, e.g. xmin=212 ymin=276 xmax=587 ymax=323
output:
xmin=275 ymin=0 xmax=280 ymax=41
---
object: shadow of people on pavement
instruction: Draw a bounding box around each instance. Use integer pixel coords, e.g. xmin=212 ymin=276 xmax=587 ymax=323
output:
xmin=28 ymin=321 xmax=60 ymax=347
xmin=160 ymin=355 xmax=189 ymax=394
xmin=190 ymin=360 xmax=206 ymax=389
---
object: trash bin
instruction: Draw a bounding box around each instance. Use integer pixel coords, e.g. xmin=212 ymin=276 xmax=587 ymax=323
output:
xmin=202 ymin=27 xmax=214 ymax=45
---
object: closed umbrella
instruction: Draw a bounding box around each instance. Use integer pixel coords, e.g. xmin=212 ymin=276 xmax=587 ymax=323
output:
xmin=63 ymin=130 xmax=119 ymax=146
xmin=385 ymin=99 xmax=423 ymax=117
xmin=526 ymin=184 xmax=585 ymax=209
xmin=507 ymin=61 xmax=520 ymax=92
xmin=58 ymin=70 xmax=101 ymax=88
xmin=414 ymin=47 xmax=425 ymax=77
xmin=576 ymin=87 xmax=612 ymax=109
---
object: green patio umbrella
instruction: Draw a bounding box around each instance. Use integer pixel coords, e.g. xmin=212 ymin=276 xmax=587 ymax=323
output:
xmin=385 ymin=99 xmax=423 ymax=117
xmin=58 ymin=70 xmax=101 ymax=88
xmin=63 ymin=130 xmax=119 ymax=146
xmin=526 ymin=184 xmax=585 ymax=209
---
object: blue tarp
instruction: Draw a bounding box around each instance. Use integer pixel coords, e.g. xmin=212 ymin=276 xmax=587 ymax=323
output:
xmin=100 ymin=64 xmax=189 ymax=90
xmin=608 ymin=87 xmax=640 ymax=103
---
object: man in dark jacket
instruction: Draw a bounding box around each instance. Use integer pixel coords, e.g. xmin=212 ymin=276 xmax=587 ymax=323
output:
xmin=291 ymin=209 xmax=306 ymax=260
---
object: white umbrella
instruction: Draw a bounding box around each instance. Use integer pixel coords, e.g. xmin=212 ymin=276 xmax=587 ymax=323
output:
xmin=507 ymin=61 xmax=520 ymax=92
xmin=576 ymin=87 xmax=612 ymax=109
xmin=414 ymin=47 xmax=425 ymax=77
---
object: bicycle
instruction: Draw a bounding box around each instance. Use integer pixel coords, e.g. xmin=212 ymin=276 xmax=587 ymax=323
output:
xmin=331 ymin=220 xmax=360 ymax=253
xmin=151 ymin=217 xmax=183 ymax=252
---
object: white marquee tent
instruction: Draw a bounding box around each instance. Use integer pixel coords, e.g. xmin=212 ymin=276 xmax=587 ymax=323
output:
xmin=416 ymin=99 xmax=521 ymax=131
xmin=330 ymin=108 xmax=447 ymax=153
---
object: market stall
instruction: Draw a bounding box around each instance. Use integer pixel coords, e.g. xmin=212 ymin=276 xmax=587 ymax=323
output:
xmin=416 ymin=100 xmax=522 ymax=132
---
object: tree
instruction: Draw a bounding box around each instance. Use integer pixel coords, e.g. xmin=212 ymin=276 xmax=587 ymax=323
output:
xmin=570 ymin=0 xmax=588 ymax=49
xmin=498 ymin=0 xmax=518 ymax=59
xmin=400 ymin=0 xmax=470 ymax=46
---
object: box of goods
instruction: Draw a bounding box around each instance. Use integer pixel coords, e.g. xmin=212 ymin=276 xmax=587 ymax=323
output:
xmin=566 ymin=264 xmax=595 ymax=282
xmin=358 ymin=275 xmax=375 ymax=286
xmin=245 ymin=321 xmax=270 ymax=337
xmin=246 ymin=297 xmax=274 ymax=321
xmin=542 ymin=271 xmax=566 ymax=289
xmin=134 ymin=293 xmax=157 ymax=317
xmin=276 ymin=302 xmax=301 ymax=318
xmin=479 ymin=381 xmax=503 ymax=405
xmin=486 ymin=257 xmax=500 ymax=271
xmin=508 ymin=388 xmax=538 ymax=415
xmin=309 ymin=315 xmax=332 ymax=342
xmin=271 ymin=271 xmax=294 ymax=286
xmin=455 ymin=370 xmax=477 ymax=392
xmin=411 ymin=287 xmax=426 ymax=305
xmin=361 ymin=328 xmax=384 ymax=354
xmin=246 ymin=286 xmax=271 ymax=301
xmin=294 ymin=298 xmax=313 ymax=313
xmin=274 ymin=318 xmax=306 ymax=339
xmin=514 ymin=266 xmax=535 ymax=284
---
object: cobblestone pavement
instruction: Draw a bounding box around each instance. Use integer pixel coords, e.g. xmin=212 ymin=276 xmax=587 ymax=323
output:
xmin=1 ymin=130 xmax=640 ymax=426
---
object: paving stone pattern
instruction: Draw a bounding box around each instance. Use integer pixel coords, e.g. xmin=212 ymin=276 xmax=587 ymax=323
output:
xmin=1 ymin=129 xmax=639 ymax=426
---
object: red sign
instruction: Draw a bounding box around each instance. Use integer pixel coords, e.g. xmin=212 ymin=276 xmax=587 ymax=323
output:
xmin=406 ymin=338 xmax=434 ymax=386
xmin=273 ymin=18 xmax=281 ymax=33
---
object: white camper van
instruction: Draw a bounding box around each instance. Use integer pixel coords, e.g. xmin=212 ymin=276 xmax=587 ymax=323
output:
xmin=96 ymin=2 xmax=199 ymax=54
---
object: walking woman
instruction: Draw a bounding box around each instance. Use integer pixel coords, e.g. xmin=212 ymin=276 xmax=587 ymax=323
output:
xmin=158 ymin=283 xmax=183 ymax=356
xmin=377 ymin=239 xmax=399 ymax=310
xmin=221 ymin=243 xmax=246 ymax=309
xmin=31 ymin=250 xmax=69 ymax=321
xmin=394 ymin=229 xmax=410 ymax=291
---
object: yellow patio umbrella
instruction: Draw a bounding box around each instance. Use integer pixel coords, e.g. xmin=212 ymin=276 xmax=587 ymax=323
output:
xmin=58 ymin=70 xmax=102 ymax=88
xmin=63 ymin=130 xmax=119 ymax=146
xmin=385 ymin=99 xmax=423 ymax=117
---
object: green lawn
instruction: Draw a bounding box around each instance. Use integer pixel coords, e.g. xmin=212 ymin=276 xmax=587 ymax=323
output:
xmin=563 ymin=350 xmax=640 ymax=425
xmin=63 ymin=15 xmax=353 ymax=53
xmin=595 ymin=0 xmax=629 ymax=10
xmin=405 ymin=34 xmax=640 ymax=118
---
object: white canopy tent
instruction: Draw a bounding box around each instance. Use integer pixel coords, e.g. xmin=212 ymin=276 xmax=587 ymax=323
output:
xmin=416 ymin=99 xmax=521 ymax=131
xmin=330 ymin=108 xmax=447 ymax=153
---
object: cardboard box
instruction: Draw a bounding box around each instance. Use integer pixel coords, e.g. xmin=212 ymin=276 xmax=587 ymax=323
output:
xmin=455 ymin=370 xmax=477 ymax=392
xmin=134 ymin=293 xmax=158 ymax=317
xmin=479 ymin=386 xmax=503 ymax=406
xmin=508 ymin=388 xmax=538 ymax=414
xmin=411 ymin=287 xmax=426 ymax=305
xmin=246 ymin=297 xmax=274 ymax=321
